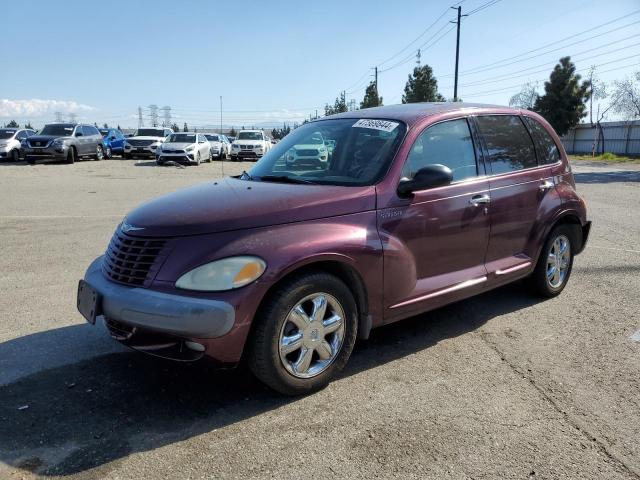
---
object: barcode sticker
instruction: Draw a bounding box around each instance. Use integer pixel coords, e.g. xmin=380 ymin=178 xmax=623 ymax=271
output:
xmin=352 ymin=119 xmax=399 ymax=132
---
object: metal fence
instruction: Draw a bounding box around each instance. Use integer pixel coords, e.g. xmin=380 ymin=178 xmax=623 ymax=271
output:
xmin=561 ymin=120 xmax=640 ymax=156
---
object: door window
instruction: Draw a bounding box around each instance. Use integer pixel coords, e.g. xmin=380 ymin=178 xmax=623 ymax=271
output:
xmin=402 ymin=118 xmax=478 ymax=182
xmin=523 ymin=116 xmax=560 ymax=165
xmin=476 ymin=115 xmax=537 ymax=174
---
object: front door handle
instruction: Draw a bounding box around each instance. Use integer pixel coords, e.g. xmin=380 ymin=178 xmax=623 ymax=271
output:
xmin=539 ymin=179 xmax=554 ymax=191
xmin=469 ymin=194 xmax=491 ymax=206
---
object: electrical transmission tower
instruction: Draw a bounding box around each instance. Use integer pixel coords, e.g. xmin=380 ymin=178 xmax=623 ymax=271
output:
xmin=68 ymin=113 xmax=78 ymax=123
xmin=148 ymin=104 xmax=159 ymax=127
xmin=161 ymin=106 xmax=171 ymax=128
xmin=54 ymin=111 xmax=64 ymax=122
xmin=348 ymin=99 xmax=357 ymax=111
xmin=416 ymin=48 xmax=421 ymax=68
xmin=138 ymin=106 xmax=144 ymax=128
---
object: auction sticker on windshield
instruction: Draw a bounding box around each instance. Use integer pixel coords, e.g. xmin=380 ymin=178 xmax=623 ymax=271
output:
xmin=352 ymin=119 xmax=399 ymax=132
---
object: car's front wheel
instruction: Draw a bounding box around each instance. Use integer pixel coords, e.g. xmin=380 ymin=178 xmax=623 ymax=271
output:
xmin=66 ymin=147 xmax=76 ymax=164
xmin=11 ymin=149 xmax=19 ymax=162
xmin=248 ymin=272 xmax=358 ymax=395
xmin=104 ymin=146 xmax=112 ymax=159
xmin=95 ymin=145 xmax=104 ymax=161
xmin=528 ymin=225 xmax=576 ymax=297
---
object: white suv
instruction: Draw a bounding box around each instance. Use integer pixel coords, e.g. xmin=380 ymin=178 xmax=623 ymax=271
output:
xmin=230 ymin=130 xmax=271 ymax=161
xmin=0 ymin=128 xmax=36 ymax=161
xmin=124 ymin=127 xmax=173 ymax=158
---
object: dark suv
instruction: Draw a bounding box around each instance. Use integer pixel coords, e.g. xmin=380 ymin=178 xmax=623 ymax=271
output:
xmin=24 ymin=123 xmax=104 ymax=164
xmin=78 ymin=103 xmax=590 ymax=395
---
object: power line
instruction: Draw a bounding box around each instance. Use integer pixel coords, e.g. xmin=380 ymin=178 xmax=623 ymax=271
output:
xmin=441 ymin=10 xmax=640 ymax=77
xmin=466 ymin=0 xmax=501 ymax=16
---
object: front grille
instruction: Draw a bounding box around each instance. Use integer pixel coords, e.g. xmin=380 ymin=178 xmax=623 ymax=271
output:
xmin=240 ymin=145 xmax=253 ymax=150
xmin=28 ymin=140 xmax=49 ymax=148
xmin=128 ymin=139 xmax=154 ymax=147
xmin=102 ymin=230 xmax=168 ymax=286
xmin=162 ymin=149 xmax=184 ymax=154
xmin=296 ymin=149 xmax=319 ymax=156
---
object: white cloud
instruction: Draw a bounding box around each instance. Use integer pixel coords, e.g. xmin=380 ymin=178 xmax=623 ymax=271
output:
xmin=0 ymin=99 xmax=95 ymax=119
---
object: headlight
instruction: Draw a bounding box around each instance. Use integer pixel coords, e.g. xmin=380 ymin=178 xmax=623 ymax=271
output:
xmin=0 ymin=143 xmax=8 ymax=148
xmin=125 ymin=143 xmax=132 ymax=149
xmin=185 ymin=145 xmax=195 ymax=151
xmin=52 ymin=139 xmax=64 ymax=147
xmin=232 ymin=144 xmax=239 ymax=149
xmin=175 ymin=256 xmax=266 ymax=291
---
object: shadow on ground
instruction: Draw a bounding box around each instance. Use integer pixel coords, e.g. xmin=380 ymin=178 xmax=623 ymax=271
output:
xmin=574 ymin=170 xmax=640 ymax=184
xmin=0 ymin=283 xmax=542 ymax=477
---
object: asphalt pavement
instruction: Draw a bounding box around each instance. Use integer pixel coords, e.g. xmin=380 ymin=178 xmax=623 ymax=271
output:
xmin=0 ymin=158 xmax=639 ymax=479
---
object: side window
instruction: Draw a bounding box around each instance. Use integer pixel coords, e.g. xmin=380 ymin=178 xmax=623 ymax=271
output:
xmin=16 ymin=131 xmax=26 ymax=140
xmin=401 ymin=118 xmax=478 ymax=182
xmin=82 ymin=126 xmax=93 ymax=136
xmin=476 ymin=115 xmax=537 ymax=174
xmin=523 ymin=116 xmax=560 ymax=165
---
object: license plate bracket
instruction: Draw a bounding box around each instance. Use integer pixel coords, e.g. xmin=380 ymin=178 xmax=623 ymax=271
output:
xmin=77 ymin=280 xmax=102 ymax=324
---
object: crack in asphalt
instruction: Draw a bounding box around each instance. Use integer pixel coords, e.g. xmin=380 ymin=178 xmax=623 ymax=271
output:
xmin=477 ymin=330 xmax=640 ymax=480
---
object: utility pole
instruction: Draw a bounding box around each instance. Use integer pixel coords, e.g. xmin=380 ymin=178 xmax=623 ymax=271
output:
xmin=374 ymin=66 xmax=378 ymax=93
xmin=451 ymin=6 xmax=466 ymax=102
xmin=219 ymin=95 xmax=223 ymax=134
xmin=416 ymin=49 xmax=421 ymax=68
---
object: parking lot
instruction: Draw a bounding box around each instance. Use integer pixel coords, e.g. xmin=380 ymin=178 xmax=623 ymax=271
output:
xmin=1 ymin=158 xmax=639 ymax=479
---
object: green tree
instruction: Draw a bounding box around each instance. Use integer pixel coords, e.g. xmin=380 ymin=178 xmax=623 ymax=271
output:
xmin=5 ymin=120 xmax=19 ymax=128
xmin=229 ymin=127 xmax=237 ymax=137
xmin=360 ymin=81 xmax=383 ymax=109
xmin=183 ymin=122 xmax=189 ymax=132
xmin=117 ymin=124 xmax=122 ymax=130
xmin=325 ymin=92 xmax=348 ymax=116
xmin=103 ymin=123 xmax=109 ymax=129
xmin=24 ymin=122 xmax=34 ymax=130
xmin=533 ymin=56 xmax=591 ymax=136
xmin=171 ymin=123 xmax=179 ymax=132
xmin=402 ymin=65 xmax=445 ymax=104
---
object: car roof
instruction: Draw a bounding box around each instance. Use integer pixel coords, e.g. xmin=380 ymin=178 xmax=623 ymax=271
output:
xmin=319 ymin=102 xmax=520 ymax=127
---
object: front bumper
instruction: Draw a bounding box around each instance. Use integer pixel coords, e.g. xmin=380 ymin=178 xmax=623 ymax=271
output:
xmin=124 ymin=145 xmax=158 ymax=156
xmin=157 ymin=153 xmax=195 ymax=164
xmin=81 ymin=256 xmax=235 ymax=338
xmin=24 ymin=148 xmax=67 ymax=161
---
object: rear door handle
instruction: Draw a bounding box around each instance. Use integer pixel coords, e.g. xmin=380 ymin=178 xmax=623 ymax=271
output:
xmin=539 ymin=179 xmax=554 ymax=191
xmin=469 ymin=194 xmax=491 ymax=206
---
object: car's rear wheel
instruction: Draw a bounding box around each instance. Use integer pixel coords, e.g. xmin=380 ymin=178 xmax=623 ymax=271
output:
xmin=66 ymin=147 xmax=76 ymax=164
xmin=528 ymin=225 xmax=576 ymax=297
xmin=248 ymin=272 xmax=358 ymax=395
xmin=95 ymin=145 xmax=104 ymax=161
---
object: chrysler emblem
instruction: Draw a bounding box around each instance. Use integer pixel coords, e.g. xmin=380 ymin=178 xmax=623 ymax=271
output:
xmin=121 ymin=222 xmax=144 ymax=233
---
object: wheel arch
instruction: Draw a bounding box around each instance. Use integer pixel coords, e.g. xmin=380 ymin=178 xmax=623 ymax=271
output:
xmin=255 ymin=258 xmax=372 ymax=341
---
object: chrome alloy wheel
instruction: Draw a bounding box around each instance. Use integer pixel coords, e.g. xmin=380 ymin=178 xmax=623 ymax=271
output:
xmin=546 ymin=234 xmax=571 ymax=289
xmin=278 ymin=293 xmax=345 ymax=379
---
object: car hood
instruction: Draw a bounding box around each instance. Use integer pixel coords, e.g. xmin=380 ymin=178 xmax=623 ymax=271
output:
xmin=127 ymin=136 xmax=165 ymax=141
xmin=162 ymin=142 xmax=194 ymax=150
xmin=123 ymin=177 xmax=376 ymax=237
xmin=28 ymin=135 xmax=70 ymax=142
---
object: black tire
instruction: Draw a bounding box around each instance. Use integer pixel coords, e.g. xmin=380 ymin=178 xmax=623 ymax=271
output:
xmin=527 ymin=225 xmax=576 ymax=298
xmin=26 ymin=157 xmax=35 ymax=165
xmin=95 ymin=145 xmax=104 ymax=161
xmin=124 ymin=153 xmax=132 ymax=159
xmin=11 ymin=149 xmax=20 ymax=162
xmin=66 ymin=147 xmax=76 ymax=164
xmin=247 ymin=271 xmax=358 ymax=396
xmin=195 ymin=152 xmax=201 ymax=165
xmin=105 ymin=146 xmax=112 ymax=159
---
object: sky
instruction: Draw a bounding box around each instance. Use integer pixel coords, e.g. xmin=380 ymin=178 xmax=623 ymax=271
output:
xmin=1 ymin=0 xmax=639 ymax=129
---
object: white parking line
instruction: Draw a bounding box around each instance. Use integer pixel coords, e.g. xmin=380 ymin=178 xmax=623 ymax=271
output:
xmin=631 ymin=330 xmax=640 ymax=343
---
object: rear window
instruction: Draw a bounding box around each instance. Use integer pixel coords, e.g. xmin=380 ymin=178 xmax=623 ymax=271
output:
xmin=523 ymin=116 xmax=561 ymax=165
xmin=476 ymin=115 xmax=537 ymax=175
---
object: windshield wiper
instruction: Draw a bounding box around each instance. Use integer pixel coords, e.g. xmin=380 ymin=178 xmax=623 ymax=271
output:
xmin=258 ymin=175 xmax=317 ymax=185
xmin=240 ymin=170 xmax=254 ymax=180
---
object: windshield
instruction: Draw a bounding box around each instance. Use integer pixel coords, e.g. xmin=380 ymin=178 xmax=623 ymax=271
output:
xmin=40 ymin=124 xmax=75 ymax=136
xmin=238 ymin=131 xmax=263 ymax=140
xmin=136 ymin=128 xmax=165 ymax=137
xmin=205 ymin=135 xmax=220 ymax=141
xmin=0 ymin=130 xmax=17 ymax=139
xmin=248 ymin=118 xmax=406 ymax=186
xmin=166 ymin=133 xmax=196 ymax=143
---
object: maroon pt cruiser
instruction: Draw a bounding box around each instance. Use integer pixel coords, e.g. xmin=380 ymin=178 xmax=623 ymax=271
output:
xmin=78 ymin=103 xmax=591 ymax=395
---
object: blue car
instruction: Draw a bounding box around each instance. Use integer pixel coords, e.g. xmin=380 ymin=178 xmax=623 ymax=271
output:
xmin=99 ymin=128 xmax=126 ymax=158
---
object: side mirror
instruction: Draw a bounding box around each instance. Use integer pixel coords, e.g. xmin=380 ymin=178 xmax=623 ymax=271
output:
xmin=110 ymin=136 xmax=116 ymax=141
xmin=397 ymin=164 xmax=453 ymax=196
xmin=75 ymin=131 xmax=83 ymax=137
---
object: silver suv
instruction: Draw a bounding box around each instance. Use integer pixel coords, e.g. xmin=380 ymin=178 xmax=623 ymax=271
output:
xmin=23 ymin=123 xmax=104 ymax=164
